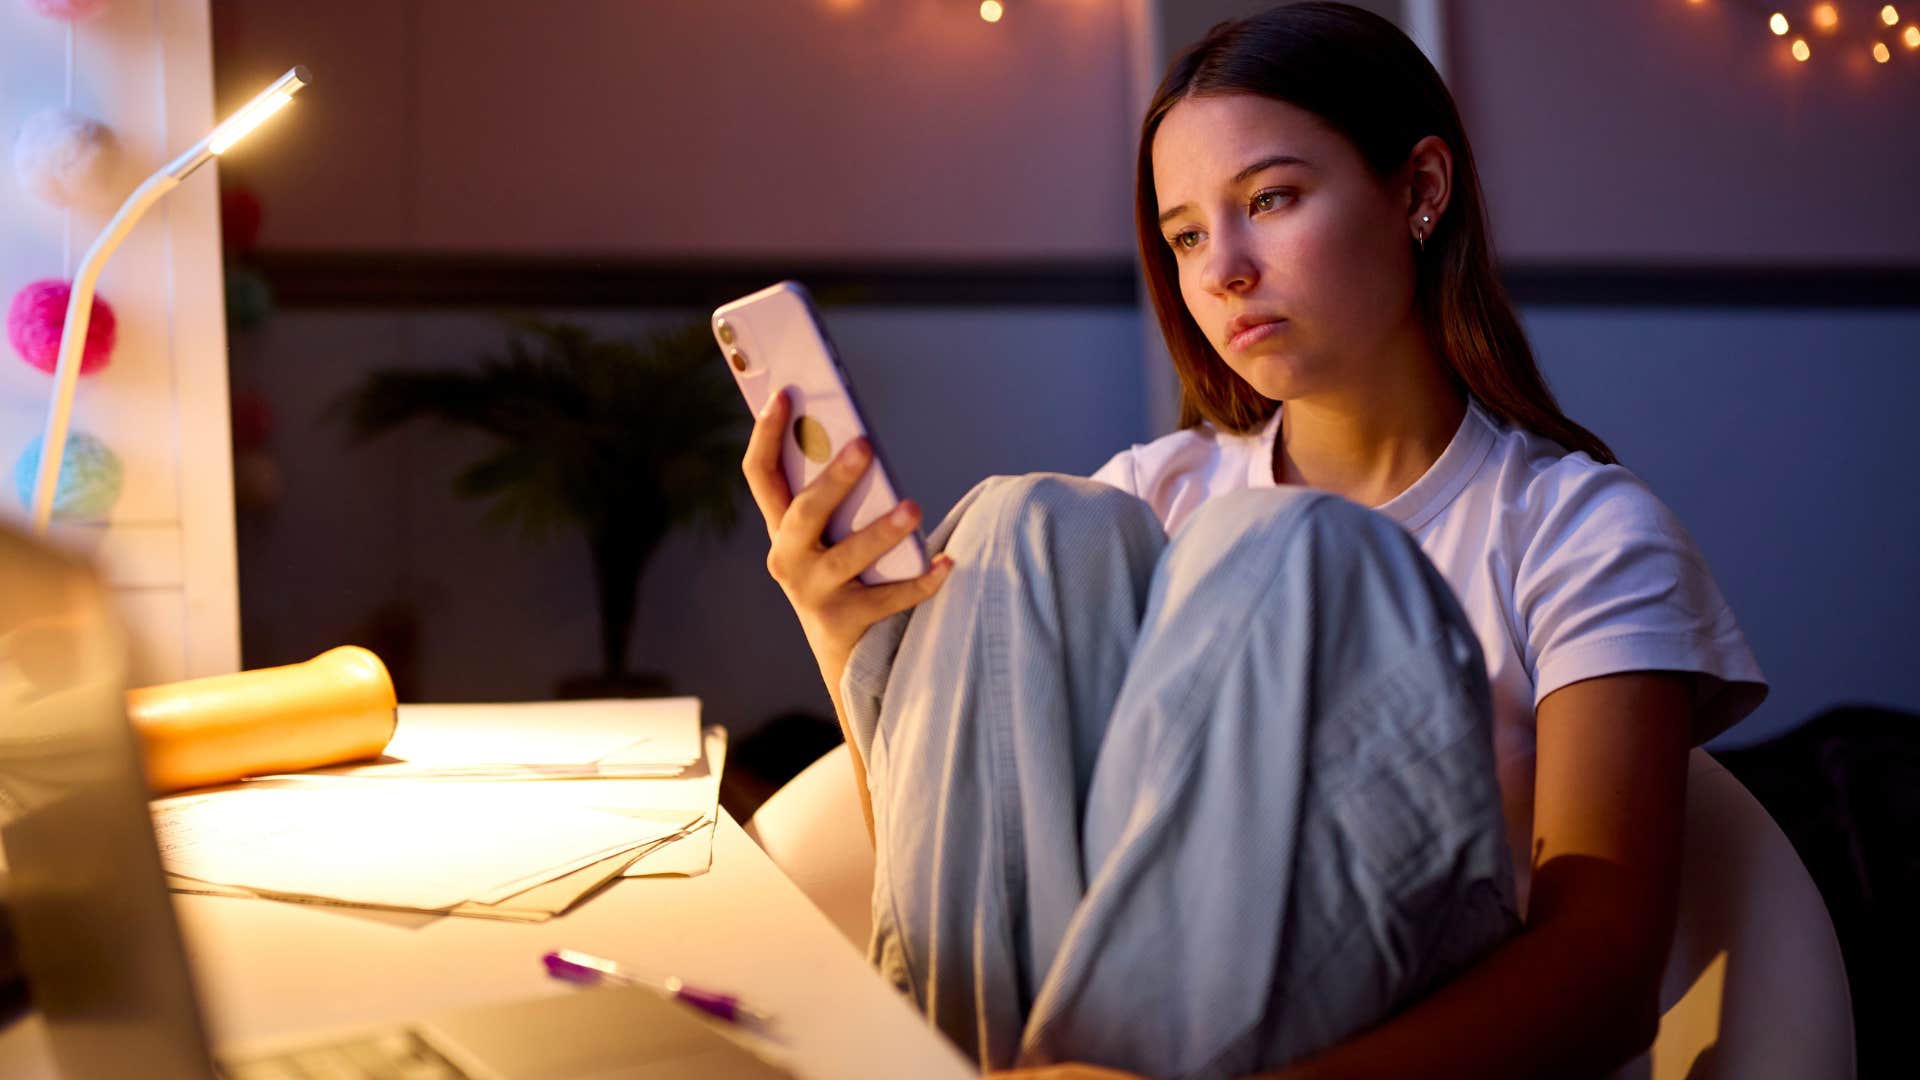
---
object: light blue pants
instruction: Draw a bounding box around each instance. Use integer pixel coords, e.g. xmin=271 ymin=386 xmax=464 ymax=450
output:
xmin=842 ymin=475 xmax=1518 ymax=1079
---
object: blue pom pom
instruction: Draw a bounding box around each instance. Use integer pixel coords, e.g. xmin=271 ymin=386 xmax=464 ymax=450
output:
xmin=14 ymin=431 xmax=124 ymax=521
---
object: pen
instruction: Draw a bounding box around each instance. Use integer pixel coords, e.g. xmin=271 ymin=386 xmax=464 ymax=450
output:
xmin=542 ymin=948 xmax=769 ymax=1026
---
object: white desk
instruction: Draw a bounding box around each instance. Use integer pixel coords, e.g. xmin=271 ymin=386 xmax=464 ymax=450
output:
xmin=2 ymin=806 xmax=974 ymax=1079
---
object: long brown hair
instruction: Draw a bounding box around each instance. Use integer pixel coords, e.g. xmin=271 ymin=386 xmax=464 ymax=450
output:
xmin=1136 ymin=2 xmax=1616 ymax=464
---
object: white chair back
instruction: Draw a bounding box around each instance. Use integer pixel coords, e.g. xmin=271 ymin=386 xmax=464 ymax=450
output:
xmin=1618 ymin=749 xmax=1855 ymax=1079
xmin=742 ymin=743 xmax=875 ymax=949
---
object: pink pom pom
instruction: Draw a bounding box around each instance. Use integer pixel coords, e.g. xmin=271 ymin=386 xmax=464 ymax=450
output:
xmin=25 ymin=0 xmax=111 ymax=21
xmin=7 ymin=279 xmax=117 ymax=376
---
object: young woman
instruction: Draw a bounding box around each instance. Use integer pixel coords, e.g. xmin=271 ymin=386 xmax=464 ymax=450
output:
xmin=742 ymin=5 xmax=1766 ymax=1077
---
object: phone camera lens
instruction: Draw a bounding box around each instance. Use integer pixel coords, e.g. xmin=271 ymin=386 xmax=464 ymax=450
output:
xmin=728 ymin=349 xmax=749 ymax=372
xmin=716 ymin=319 xmax=736 ymax=345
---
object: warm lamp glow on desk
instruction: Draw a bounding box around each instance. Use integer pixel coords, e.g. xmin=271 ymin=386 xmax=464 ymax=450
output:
xmin=29 ymin=65 xmax=311 ymax=533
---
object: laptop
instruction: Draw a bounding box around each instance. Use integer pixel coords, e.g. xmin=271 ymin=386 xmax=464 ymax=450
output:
xmin=0 ymin=526 xmax=789 ymax=1079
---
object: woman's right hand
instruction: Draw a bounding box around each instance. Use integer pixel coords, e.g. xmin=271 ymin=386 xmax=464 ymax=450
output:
xmin=742 ymin=390 xmax=954 ymax=694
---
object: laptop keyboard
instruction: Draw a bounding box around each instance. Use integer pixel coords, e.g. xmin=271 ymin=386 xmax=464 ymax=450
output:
xmin=219 ymin=1028 xmax=475 ymax=1079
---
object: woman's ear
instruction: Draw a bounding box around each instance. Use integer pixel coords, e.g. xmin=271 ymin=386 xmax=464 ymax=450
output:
xmin=1404 ymin=135 xmax=1453 ymax=239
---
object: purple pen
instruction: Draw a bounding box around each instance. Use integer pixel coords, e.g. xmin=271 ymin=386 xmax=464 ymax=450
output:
xmin=542 ymin=948 xmax=768 ymax=1026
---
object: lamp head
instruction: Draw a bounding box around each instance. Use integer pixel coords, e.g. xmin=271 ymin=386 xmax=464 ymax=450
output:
xmin=167 ymin=66 xmax=310 ymax=180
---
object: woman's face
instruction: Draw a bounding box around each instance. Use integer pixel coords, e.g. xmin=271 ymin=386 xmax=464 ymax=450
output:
xmin=1151 ymin=93 xmax=1426 ymax=403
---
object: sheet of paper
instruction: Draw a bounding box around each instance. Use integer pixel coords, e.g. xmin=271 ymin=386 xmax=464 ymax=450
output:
xmin=622 ymin=726 xmax=727 ymax=877
xmin=448 ymin=823 xmax=698 ymax=921
xmin=152 ymin=784 xmax=686 ymax=911
xmin=249 ymin=762 xmax=688 ymax=782
xmin=164 ymin=825 xmax=700 ymax=923
xmin=623 ymin=820 xmax=717 ymax=878
xmin=382 ymin=698 xmax=702 ymax=768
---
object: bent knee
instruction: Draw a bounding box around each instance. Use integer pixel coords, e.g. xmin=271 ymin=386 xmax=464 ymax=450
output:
xmin=945 ymin=473 xmax=1161 ymax=558
xmin=1171 ymin=488 xmax=1440 ymax=597
xmin=1175 ymin=486 xmax=1347 ymax=549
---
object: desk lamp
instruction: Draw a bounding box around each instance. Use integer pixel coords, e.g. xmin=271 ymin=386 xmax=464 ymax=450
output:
xmin=29 ymin=66 xmax=310 ymax=533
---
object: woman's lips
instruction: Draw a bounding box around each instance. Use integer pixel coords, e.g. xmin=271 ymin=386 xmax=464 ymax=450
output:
xmin=1227 ymin=318 xmax=1286 ymax=351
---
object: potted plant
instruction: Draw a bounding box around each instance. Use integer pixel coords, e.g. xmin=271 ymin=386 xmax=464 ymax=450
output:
xmin=337 ymin=317 xmax=745 ymax=697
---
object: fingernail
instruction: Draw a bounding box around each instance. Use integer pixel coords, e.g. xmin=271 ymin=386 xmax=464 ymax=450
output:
xmin=934 ymin=555 xmax=954 ymax=573
xmin=888 ymin=501 xmax=917 ymax=526
xmin=758 ymin=392 xmax=781 ymax=419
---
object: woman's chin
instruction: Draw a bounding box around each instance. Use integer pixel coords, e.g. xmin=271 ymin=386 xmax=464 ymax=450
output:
xmin=1232 ymin=352 xmax=1315 ymax=402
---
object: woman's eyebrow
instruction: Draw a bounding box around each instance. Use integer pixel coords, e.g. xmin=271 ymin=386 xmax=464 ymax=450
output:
xmin=1157 ymin=154 xmax=1316 ymax=227
xmin=1232 ymin=153 xmax=1315 ymax=183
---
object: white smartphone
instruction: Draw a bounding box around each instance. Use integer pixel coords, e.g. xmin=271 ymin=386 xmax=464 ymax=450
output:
xmin=712 ymin=281 xmax=930 ymax=586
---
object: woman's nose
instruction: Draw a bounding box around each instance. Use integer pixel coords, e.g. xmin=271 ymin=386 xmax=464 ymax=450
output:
xmin=1199 ymin=232 xmax=1258 ymax=295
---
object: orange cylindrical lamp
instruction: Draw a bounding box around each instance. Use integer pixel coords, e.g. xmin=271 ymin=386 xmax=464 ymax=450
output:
xmin=126 ymin=645 xmax=397 ymax=794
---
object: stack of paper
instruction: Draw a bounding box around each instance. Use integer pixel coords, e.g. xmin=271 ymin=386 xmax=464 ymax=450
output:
xmin=152 ymin=697 xmax=729 ymax=921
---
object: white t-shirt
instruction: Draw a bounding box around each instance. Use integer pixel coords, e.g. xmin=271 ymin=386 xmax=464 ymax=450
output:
xmin=1090 ymin=396 xmax=1768 ymax=905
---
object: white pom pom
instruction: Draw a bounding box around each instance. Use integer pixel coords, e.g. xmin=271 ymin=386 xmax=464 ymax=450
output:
xmin=12 ymin=109 xmax=116 ymax=208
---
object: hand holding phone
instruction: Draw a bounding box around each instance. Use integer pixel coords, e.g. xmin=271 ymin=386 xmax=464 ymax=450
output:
xmin=714 ymin=281 xmax=929 ymax=585
xmin=718 ymin=283 xmax=953 ymax=687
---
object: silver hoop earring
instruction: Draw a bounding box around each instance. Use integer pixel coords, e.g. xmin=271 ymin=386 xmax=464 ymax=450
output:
xmin=1415 ymin=214 xmax=1432 ymax=253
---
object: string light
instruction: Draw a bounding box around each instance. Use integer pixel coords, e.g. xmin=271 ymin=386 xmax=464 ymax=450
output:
xmin=979 ymin=0 xmax=1003 ymax=23
xmin=1716 ymin=3 xmax=1910 ymax=67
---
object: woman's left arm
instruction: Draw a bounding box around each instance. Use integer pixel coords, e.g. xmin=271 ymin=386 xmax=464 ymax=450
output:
xmin=992 ymin=670 xmax=1695 ymax=1080
xmin=1263 ymin=669 xmax=1695 ymax=1079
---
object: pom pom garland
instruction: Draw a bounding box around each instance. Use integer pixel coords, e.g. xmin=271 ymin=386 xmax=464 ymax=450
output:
xmin=7 ymin=278 xmax=116 ymax=375
xmin=24 ymin=0 xmax=112 ymax=20
xmin=12 ymin=108 xmax=116 ymax=208
xmin=14 ymin=430 xmax=123 ymax=521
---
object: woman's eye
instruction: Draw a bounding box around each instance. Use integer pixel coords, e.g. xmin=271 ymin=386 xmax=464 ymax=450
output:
xmin=1168 ymin=229 xmax=1202 ymax=252
xmin=1252 ymin=189 xmax=1293 ymax=213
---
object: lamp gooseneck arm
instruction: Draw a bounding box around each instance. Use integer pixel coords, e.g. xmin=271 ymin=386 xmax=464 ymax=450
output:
xmin=29 ymin=170 xmax=182 ymax=533
xmin=27 ymin=64 xmax=308 ymax=533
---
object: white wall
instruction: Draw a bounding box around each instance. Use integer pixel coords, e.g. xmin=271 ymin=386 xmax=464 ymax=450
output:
xmin=1 ymin=0 xmax=239 ymax=685
xmin=212 ymin=0 xmax=1138 ymax=260
xmin=1453 ymin=0 xmax=1920 ymax=262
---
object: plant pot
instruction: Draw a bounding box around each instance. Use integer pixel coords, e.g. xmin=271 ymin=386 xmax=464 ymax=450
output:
xmin=553 ymin=670 xmax=674 ymax=700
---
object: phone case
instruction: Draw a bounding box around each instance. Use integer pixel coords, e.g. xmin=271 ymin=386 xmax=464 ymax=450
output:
xmin=712 ymin=281 xmax=930 ymax=586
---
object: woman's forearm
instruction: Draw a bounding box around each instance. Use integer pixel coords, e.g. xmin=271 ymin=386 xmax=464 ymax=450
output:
xmin=1263 ymin=912 xmax=1660 ymax=1080
xmin=820 ymin=651 xmax=877 ymax=847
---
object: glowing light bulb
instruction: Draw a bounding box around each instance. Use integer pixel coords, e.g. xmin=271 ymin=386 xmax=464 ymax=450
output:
xmin=209 ymin=92 xmax=293 ymax=154
xmin=1813 ymin=3 xmax=1838 ymax=30
xmin=1770 ymin=13 xmax=1790 ymax=35
xmin=1883 ymin=6 xmax=1900 ymax=26
xmin=1873 ymin=41 xmax=1892 ymax=60
xmin=1792 ymin=36 xmax=1811 ymax=60
xmin=980 ymin=0 xmax=1003 ymax=23
xmin=1906 ymin=24 xmax=1920 ymax=46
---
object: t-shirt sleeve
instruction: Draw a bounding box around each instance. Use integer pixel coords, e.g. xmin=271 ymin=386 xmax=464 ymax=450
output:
xmin=1514 ymin=465 xmax=1768 ymax=745
xmin=1089 ymin=447 xmax=1140 ymax=496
